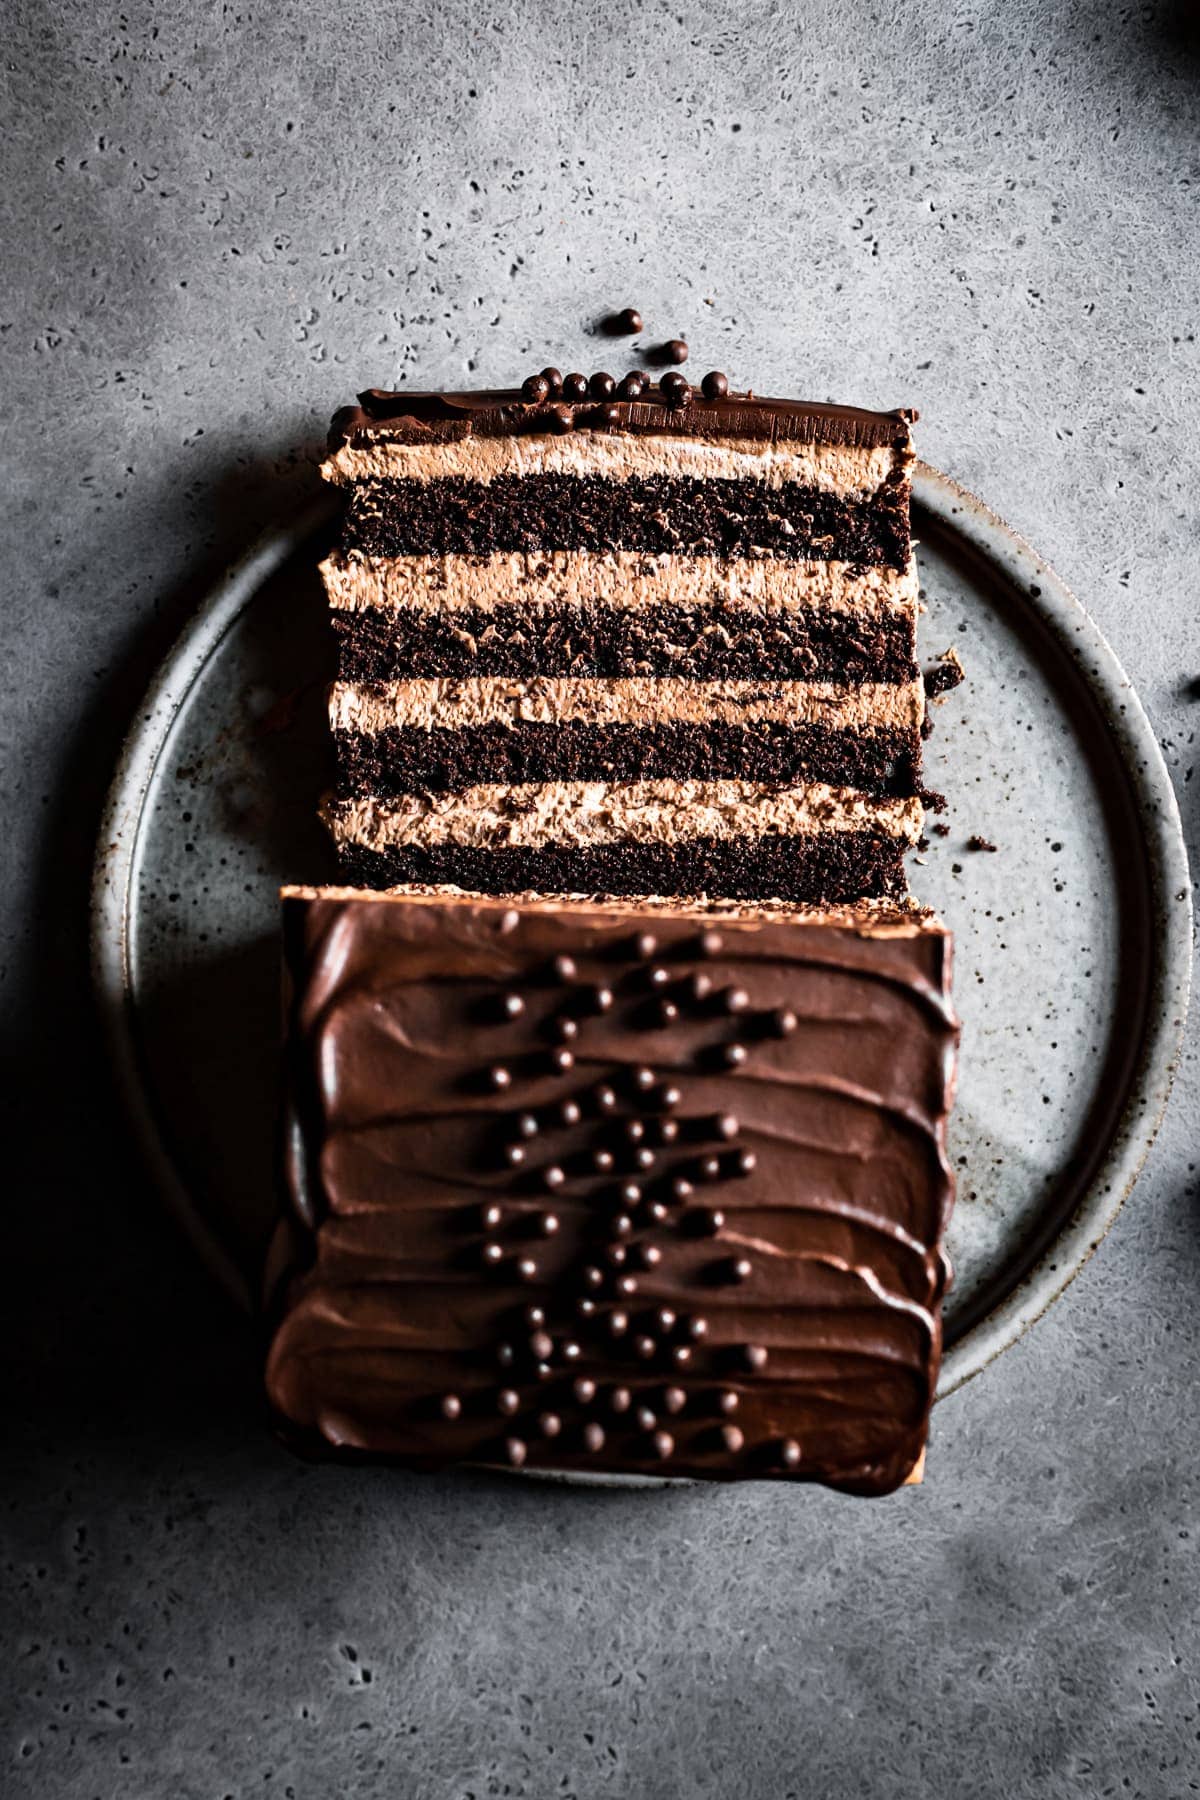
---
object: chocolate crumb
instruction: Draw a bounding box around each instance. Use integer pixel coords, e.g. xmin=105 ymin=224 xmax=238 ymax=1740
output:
xmin=967 ymin=834 xmax=998 ymax=852
xmin=925 ymin=647 xmax=965 ymax=700
xmin=932 ymin=822 xmax=951 ymax=838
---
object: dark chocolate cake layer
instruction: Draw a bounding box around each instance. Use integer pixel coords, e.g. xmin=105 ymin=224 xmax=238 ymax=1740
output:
xmin=265 ymin=887 xmax=958 ymax=1494
xmin=333 ymin=720 xmax=921 ymax=799
xmin=341 ymin=474 xmax=910 ymax=567
xmin=332 ymin=833 xmax=910 ymax=906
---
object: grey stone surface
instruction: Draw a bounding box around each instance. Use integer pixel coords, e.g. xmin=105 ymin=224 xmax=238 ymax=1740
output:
xmin=2 ymin=1 xmax=1197 ymax=1794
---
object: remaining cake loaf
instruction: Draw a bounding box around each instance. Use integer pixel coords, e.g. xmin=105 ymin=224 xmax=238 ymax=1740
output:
xmin=318 ymin=381 xmax=926 ymax=905
xmin=265 ymin=888 xmax=958 ymax=1494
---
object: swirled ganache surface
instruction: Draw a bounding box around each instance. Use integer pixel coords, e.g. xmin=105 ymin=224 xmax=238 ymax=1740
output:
xmin=265 ymin=887 xmax=959 ymax=1495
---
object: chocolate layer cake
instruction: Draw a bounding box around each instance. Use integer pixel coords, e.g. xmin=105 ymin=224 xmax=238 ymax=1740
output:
xmin=318 ymin=382 xmax=925 ymax=905
xmin=265 ymin=888 xmax=958 ymax=1494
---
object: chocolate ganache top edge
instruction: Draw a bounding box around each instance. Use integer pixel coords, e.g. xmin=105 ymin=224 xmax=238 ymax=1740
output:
xmin=327 ymin=388 xmax=917 ymax=452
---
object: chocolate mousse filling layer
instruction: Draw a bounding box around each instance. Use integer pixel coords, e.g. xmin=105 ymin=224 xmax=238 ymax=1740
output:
xmin=333 ymin=721 xmax=922 ymax=799
xmin=343 ymin=473 xmax=911 ymax=566
xmin=331 ymin=600 xmax=918 ymax=683
xmin=334 ymin=834 xmax=909 ymax=905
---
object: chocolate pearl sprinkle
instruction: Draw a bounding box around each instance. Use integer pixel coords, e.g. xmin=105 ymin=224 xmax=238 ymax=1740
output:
xmin=501 ymin=992 xmax=525 ymax=1019
xmin=576 ymin=1296 xmax=598 ymax=1318
xmin=611 ymin=1212 xmax=634 ymax=1238
xmin=670 ymin=1344 xmax=693 ymax=1369
xmin=552 ymin=954 xmax=578 ymax=983
xmin=440 ymin=1393 xmax=462 ymax=1421
xmin=516 ymin=1257 xmax=539 ymax=1283
xmin=605 ymin=1242 xmax=628 ymax=1267
xmin=488 ymin=1065 xmax=512 ymax=1091
xmin=546 ymin=403 xmax=573 ymax=435
xmin=539 ymin=1412 xmax=562 ymax=1439
xmin=521 ymin=373 xmax=550 ymax=403
xmin=717 ymin=1389 xmax=740 ymax=1415
xmin=496 ymin=1341 xmax=516 ymax=1368
xmin=635 ymin=931 xmax=658 ymax=959
xmin=780 ymin=1438 xmax=803 ymax=1469
xmin=502 ymin=1143 xmax=526 ymax=1168
xmin=662 ymin=1385 xmax=687 ymax=1415
xmin=534 ymin=1361 xmax=553 ymax=1382
xmin=541 ymin=1165 xmax=566 ymax=1192
xmin=482 ymin=1241 xmax=504 ymax=1267
xmin=573 ymin=1376 xmax=597 ymax=1405
xmin=719 ymin=1423 xmax=746 ymax=1455
xmin=550 ymin=1014 xmax=579 ymax=1042
xmin=615 ymin=1273 xmax=639 ymax=1299
xmin=741 ymin=1343 xmax=769 ymax=1372
xmin=594 ymin=1083 xmax=619 ymax=1112
xmin=663 ymin=338 xmax=689 ymax=364
xmin=647 ymin=964 xmax=672 ymax=989
xmin=652 ymin=1430 xmax=675 ymax=1460
xmin=608 ymin=1310 xmax=630 ymax=1338
xmin=497 ymin=1388 xmax=520 ymax=1416
xmin=540 ymin=366 xmax=563 ymax=394
xmin=724 ymin=1256 xmax=753 ymax=1284
xmin=672 ymin=1177 xmax=695 ymax=1203
xmin=698 ymin=1155 xmax=722 ymax=1183
xmin=592 ymin=1148 xmax=616 ymax=1174
xmin=634 ymin=1336 xmax=657 ymax=1361
xmin=618 ymin=1181 xmax=643 ymax=1207
xmin=634 ymin=1243 xmax=663 ymax=1271
xmin=561 ymin=1340 xmax=582 ymax=1363
xmin=656 ymin=1119 xmax=680 ymax=1146
xmin=516 ymin=1112 xmax=540 ymax=1139
xmin=701 ymin=370 xmax=729 ymax=399
xmin=699 ymin=931 xmax=724 ymax=957
xmin=562 ymin=372 xmax=589 ymax=401
xmin=505 ymin=1436 xmax=527 ymax=1467
xmin=712 ymin=1113 xmax=740 ymax=1140
xmin=549 ymin=1047 xmax=575 ymax=1074
xmin=633 ymin=1148 xmax=656 ymax=1172
xmin=692 ymin=1206 xmax=725 ymax=1236
xmin=686 ymin=972 xmax=714 ymax=1004
xmin=636 ymin=1405 xmax=658 ymax=1432
xmin=529 ymin=1330 xmax=554 ymax=1361
xmin=589 ymin=370 xmax=616 ymax=399
xmin=655 ymin=1306 xmax=678 ymax=1334
xmin=643 ymin=1200 xmax=669 ymax=1226
xmin=655 ymin=999 xmax=680 ymax=1027
xmin=582 ymin=1264 xmax=605 ymax=1290
xmin=538 ymin=1212 xmax=560 ymax=1237
xmin=769 ymin=1007 xmax=799 ymax=1038
xmin=589 ymin=985 xmax=614 ymax=1013
xmin=657 ymin=1085 xmax=683 ymax=1111
xmin=609 ymin=1385 xmax=632 ymax=1414
xmin=623 ymin=1118 xmax=646 ymax=1145
xmin=558 ymin=1098 xmax=582 ymax=1127
xmin=481 ymin=1202 xmax=503 ymax=1230
xmin=617 ymin=371 xmax=646 ymax=399
xmin=594 ymin=401 xmax=621 ymax=429
xmin=524 ymin=1305 xmax=547 ymax=1329
xmin=633 ymin=1067 xmax=657 ymax=1092
xmin=686 ymin=1315 xmax=710 ymax=1341
xmin=733 ymin=1149 xmax=758 ymax=1178
xmin=612 ymin=307 xmax=643 ymax=335
xmin=583 ymin=1421 xmax=606 ymax=1453
xmin=721 ymin=1043 xmax=748 ymax=1070
xmin=721 ymin=987 xmax=750 ymax=1014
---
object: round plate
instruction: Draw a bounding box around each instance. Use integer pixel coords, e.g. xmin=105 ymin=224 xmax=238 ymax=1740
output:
xmin=90 ymin=467 xmax=1192 ymax=1397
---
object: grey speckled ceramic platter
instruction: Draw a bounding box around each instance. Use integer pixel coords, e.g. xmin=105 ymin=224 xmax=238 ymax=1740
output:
xmin=90 ymin=466 xmax=1192 ymax=1399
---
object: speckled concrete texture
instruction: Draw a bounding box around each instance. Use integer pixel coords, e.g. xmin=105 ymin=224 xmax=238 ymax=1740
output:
xmin=2 ymin=3 xmax=1198 ymax=1795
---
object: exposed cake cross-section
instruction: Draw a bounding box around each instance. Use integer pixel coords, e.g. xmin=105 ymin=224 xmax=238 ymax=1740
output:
xmin=319 ymin=385 xmax=926 ymax=905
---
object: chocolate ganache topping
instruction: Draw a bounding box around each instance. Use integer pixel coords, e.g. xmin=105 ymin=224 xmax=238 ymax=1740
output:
xmin=265 ymin=889 xmax=958 ymax=1495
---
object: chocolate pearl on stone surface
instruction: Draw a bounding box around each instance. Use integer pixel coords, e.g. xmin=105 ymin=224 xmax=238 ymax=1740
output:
xmin=663 ymin=338 xmax=689 ymax=364
xmin=612 ymin=307 xmax=643 ymax=335
xmin=505 ymin=1436 xmax=527 ymax=1467
xmin=440 ymin=1393 xmax=462 ymax=1421
xmin=534 ymin=1361 xmax=553 ymax=1382
xmin=562 ymin=372 xmax=589 ymax=400
xmin=654 ymin=999 xmax=680 ymax=1027
xmin=698 ymin=1155 xmax=722 ymax=1183
xmin=589 ymin=370 xmax=616 ymax=399
xmin=655 ymin=1119 xmax=680 ymax=1146
xmin=552 ymin=957 xmax=578 ymax=990
xmin=540 ymin=367 xmax=563 ymax=394
xmin=521 ymin=373 xmax=550 ymax=402
xmin=701 ymin=370 xmax=729 ymax=399
xmin=546 ymin=403 xmax=573 ymax=435
xmin=583 ymin=1421 xmax=606 ymax=1453
xmin=646 ymin=964 xmax=672 ymax=988
xmin=617 ymin=371 xmax=646 ymax=399
xmin=691 ymin=1206 xmax=724 ymax=1236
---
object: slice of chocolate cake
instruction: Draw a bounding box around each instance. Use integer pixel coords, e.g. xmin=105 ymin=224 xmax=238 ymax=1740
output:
xmin=265 ymin=888 xmax=958 ymax=1494
xmin=318 ymin=380 xmax=925 ymax=906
